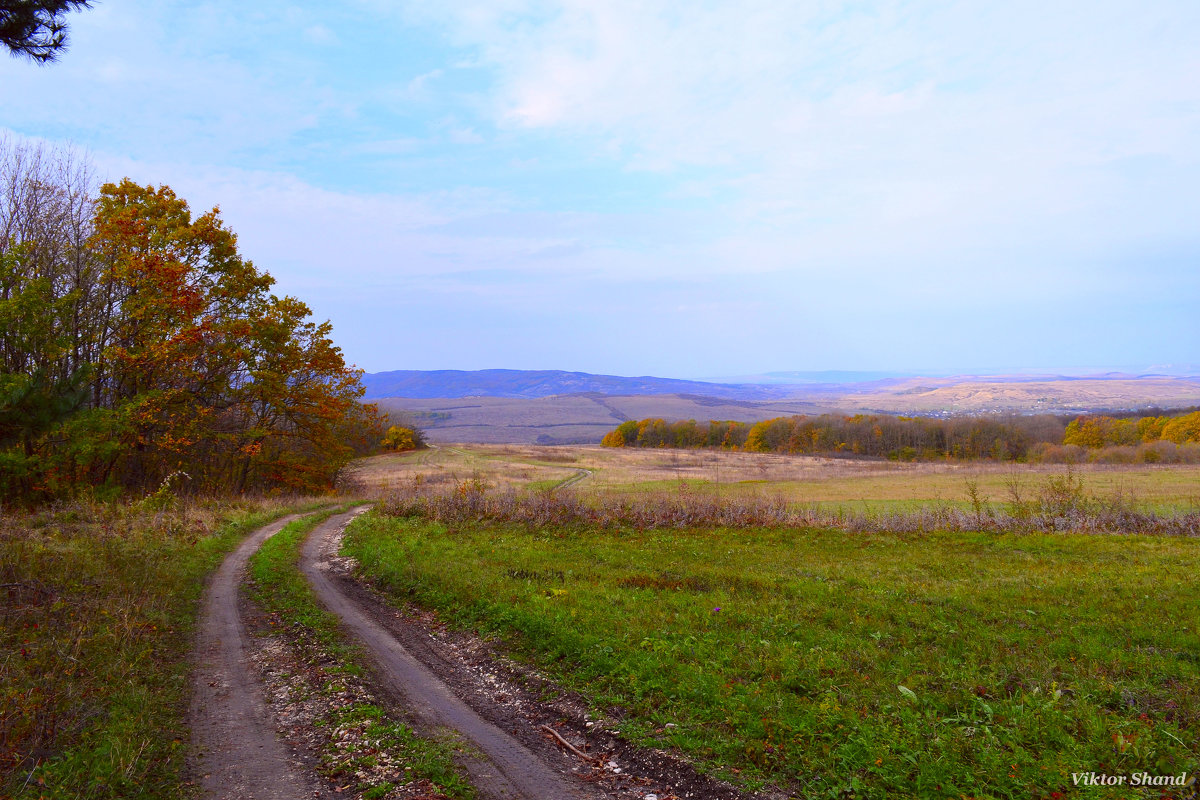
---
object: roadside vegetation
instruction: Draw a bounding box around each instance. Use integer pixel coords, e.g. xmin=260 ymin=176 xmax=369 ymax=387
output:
xmin=346 ymin=489 xmax=1200 ymax=799
xmin=0 ymin=495 xmax=329 ymax=799
xmin=247 ymin=511 xmax=474 ymax=800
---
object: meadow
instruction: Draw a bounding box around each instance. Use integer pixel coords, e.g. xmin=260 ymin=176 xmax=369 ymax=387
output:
xmin=349 ymin=444 xmax=1200 ymax=513
xmin=343 ymin=445 xmax=1200 ymax=798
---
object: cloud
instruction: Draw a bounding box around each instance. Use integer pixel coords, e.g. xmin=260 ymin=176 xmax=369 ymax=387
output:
xmin=411 ymin=1 xmax=1200 ymax=164
xmin=304 ymin=24 xmax=340 ymax=46
xmin=394 ymin=1 xmax=1200 ymax=270
xmin=3 ymin=1 xmax=1197 ymax=373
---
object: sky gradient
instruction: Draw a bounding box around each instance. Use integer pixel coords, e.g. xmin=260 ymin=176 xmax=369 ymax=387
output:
xmin=2 ymin=1 xmax=1197 ymax=378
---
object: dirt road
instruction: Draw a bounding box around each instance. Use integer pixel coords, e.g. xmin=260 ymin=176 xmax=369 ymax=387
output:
xmin=190 ymin=513 xmax=322 ymax=800
xmin=189 ymin=508 xmax=748 ymax=800
xmin=300 ymin=507 xmax=603 ymax=800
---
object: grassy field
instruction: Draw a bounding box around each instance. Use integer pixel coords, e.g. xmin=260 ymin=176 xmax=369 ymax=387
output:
xmin=350 ymin=444 xmax=1200 ymax=513
xmin=0 ymin=495 xmax=329 ymax=799
xmin=344 ymin=512 xmax=1200 ymax=798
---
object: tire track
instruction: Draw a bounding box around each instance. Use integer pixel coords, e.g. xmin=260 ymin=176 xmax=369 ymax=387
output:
xmin=190 ymin=513 xmax=321 ymax=800
xmin=554 ymin=468 xmax=593 ymax=492
xmin=300 ymin=508 xmax=603 ymax=800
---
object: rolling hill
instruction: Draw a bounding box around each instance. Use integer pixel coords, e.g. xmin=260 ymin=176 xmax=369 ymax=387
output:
xmin=366 ymin=369 xmax=1200 ymax=444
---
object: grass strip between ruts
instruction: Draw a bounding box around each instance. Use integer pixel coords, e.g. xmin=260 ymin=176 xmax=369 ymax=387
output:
xmin=247 ymin=508 xmax=475 ymax=800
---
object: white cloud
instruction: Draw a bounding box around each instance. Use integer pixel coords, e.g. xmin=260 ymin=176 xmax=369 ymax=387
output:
xmin=404 ymin=68 xmax=444 ymax=99
xmin=304 ymin=24 xmax=340 ymax=46
xmin=447 ymin=126 xmax=485 ymax=144
xmin=4 ymin=1 xmax=1197 ymax=372
xmin=393 ymin=0 xmax=1200 ymax=276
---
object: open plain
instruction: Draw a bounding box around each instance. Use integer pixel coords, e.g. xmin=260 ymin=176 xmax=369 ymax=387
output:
xmin=342 ymin=444 xmax=1200 ymax=798
xmin=349 ymin=443 xmax=1200 ymax=512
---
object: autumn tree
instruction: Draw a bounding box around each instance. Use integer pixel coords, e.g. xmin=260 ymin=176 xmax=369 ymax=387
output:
xmin=231 ymin=292 xmax=374 ymax=491
xmin=1137 ymin=415 xmax=1168 ymax=442
xmin=382 ymin=425 xmax=418 ymax=452
xmin=86 ymin=179 xmax=377 ymax=493
xmin=600 ymin=428 xmax=625 ymax=447
xmin=83 ymin=181 xmax=268 ymax=487
xmin=1 ymin=155 xmax=381 ymax=501
xmin=601 ymin=420 xmax=637 ymax=447
xmin=604 ymin=414 xmax=1040 ymax=461
xmin=1161 ymin=411 xmax=1200 ymax=444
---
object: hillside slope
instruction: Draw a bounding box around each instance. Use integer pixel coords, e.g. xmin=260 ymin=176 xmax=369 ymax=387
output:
xmin=376 ymin=394 xmax=833 ymax=444
xmin=361 ymin=369 xmax=790 ymax=400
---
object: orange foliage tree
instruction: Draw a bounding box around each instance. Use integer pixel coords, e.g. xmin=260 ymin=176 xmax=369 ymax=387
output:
xmin=89 ymin=180 xmax=376 ymax=493
xmin=1 ymin=176 xmax=379 ymax=500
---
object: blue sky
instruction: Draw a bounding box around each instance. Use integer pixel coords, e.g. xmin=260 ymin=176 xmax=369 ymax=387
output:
xmin=2 ymin=1 xmax=1197 ymax=378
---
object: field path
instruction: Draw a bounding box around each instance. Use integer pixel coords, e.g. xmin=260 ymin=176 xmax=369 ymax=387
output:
xmin=300 ymin=508 xmax=603 ymax=800
xmin=189 ymin=513 xmax=321 ymax=800
xmin=555 ymin=467 xmax=593 ymax=491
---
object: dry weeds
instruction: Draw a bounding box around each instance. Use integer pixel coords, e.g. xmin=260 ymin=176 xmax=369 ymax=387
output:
xmin=375 ymin=475 xmax=1200 ymax=537
xmin=346 ymin=445 xmax=1200 ymax=511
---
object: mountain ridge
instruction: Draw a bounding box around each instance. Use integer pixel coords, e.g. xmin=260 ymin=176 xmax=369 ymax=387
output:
xmin=361 ymin=367 xmax=1200 ymax=403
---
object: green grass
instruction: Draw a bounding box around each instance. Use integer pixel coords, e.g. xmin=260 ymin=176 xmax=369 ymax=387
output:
xmin=344 ymin=512 xmax=1200 ymax=799
xmin=247 ymin=509 xmax=361 ymax=665
xmin=0 ymin=496 xmax=330 ymax=799
xmin=248 ymin=511 xmax=475 ymax=799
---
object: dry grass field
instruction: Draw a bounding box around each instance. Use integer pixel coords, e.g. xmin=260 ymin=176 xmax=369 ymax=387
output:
xmin=349 ymin=444 xmax=1200 ymax=511
xmin=836 ymin=376 xmax=1200 ymax=413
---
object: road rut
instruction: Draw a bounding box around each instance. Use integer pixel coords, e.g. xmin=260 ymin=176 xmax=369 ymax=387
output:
xmin=300 ymin=508 xmax=603 ymax=800
xmin=190 ymin=513 xmax=320 ymax=800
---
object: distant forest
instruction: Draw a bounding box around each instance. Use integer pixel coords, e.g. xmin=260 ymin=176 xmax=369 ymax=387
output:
xmin=602 ymin=410 xmax=1200 ymax=463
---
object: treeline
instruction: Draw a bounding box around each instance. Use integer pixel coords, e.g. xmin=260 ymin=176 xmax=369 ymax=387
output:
xmin=1 ymin=138 xmax=382 ymax=503
xmin=603 ymin=415 xmax=1041 ymax=460
xmin=1063 ymin=411 xmax=1200 ymax=447
xmin=602 ymin=409 xmax=1200 ymax=462
xmin=602 ymin=419 xmax=753 ymax=450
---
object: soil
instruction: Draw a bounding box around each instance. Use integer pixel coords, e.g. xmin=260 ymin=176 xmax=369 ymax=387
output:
xmin=241 ymin=603 xmax=455 ymax=800
xmin=189 ymin=513 xmax=334 ymax=800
